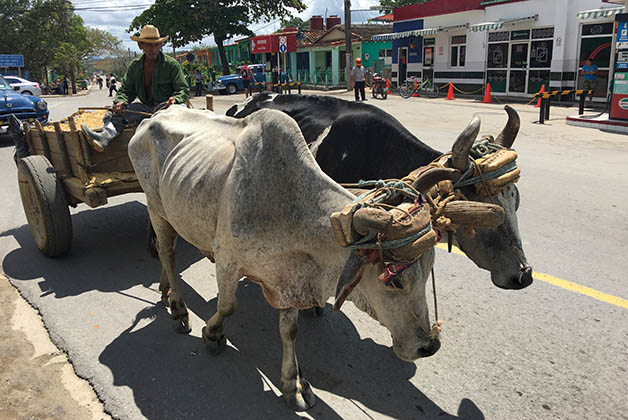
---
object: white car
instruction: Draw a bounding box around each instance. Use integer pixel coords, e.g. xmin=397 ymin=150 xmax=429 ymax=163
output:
xmin=3 ymin=76 xmax=42 ymax=97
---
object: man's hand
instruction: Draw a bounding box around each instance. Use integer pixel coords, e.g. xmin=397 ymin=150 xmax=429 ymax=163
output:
xmin=112 ymin=102 xmax=126 ymax=115
xmin=165 ymin=97 xmax=177 ymax=108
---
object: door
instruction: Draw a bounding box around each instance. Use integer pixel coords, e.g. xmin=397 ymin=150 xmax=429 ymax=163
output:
xmin=509 ymin=42 xmax=529 ymax=94
xmin=399 ymin=47 xmax=408 ymax=84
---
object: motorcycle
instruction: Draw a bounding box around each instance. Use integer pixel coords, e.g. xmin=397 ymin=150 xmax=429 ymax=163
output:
xmin=371 ymin=73 xmax=388 ymax=100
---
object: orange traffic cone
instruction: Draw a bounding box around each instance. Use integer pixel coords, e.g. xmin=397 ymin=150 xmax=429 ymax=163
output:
xmin=386 ymin=78 xmax=390 ymax=95
xmin=535 ymin=84 xmax=545 ymax=107
xmin=483 ymin=83 xmax=492 ymax=103
xmin=445 ymin=82 xmax=455 ymax=100
xmin=412 ymin=79 xmax=419 ymax=97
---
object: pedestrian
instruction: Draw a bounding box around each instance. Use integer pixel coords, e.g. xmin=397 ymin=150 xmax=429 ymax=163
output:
xmin=210 ymin=68 xmax=216 ymax=83
xmin=240 ymin=62 xmax=252 ymax=98
xmin=81 ymin=25 xmax=189 ymax=152
xmin=193 ymin=69 xmax=203 ymax=96
xmin=108 ymin=74 xmax=117 ymax=97
xmin=62 ymin=76 xmax=69 ymax=95
xmin=351 ymin=57 xmax=367 ymax=102
xmin=97 ymin=75 xmax=103 ymax=89
xmin=581 ymin=58 xmax=597 ymax=106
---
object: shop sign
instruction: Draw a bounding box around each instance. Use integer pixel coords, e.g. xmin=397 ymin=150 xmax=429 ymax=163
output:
xmin=617 ymin=21 xmax=628 ymax=43
xmin=251 ymin=35 xmax=272 ymax=54
xmin=511 ymin=30 xmax=530 ymax=41
xmin=424 ymin=48 xmax=433 ymax=65
xmin=424 ymin=38 xmax=435 ymax=46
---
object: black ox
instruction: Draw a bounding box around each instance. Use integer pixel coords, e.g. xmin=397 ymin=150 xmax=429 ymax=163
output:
xmin=227 ymin=93 xmax=533 ymax=290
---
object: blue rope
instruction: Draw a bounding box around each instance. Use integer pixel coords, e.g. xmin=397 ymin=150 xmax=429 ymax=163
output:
xmin=453 ymin=161 xmax=518 ymax=189
xmin=348 ymin=222 xmax=433 ymax=250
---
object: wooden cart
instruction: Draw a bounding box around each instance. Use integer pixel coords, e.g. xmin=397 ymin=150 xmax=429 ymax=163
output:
xmin=10 ymin=109 xmax=143 ymax=257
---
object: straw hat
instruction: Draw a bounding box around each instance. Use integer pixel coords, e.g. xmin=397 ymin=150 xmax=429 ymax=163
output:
xmin=130 ymin=25 xmax=168 ymax=43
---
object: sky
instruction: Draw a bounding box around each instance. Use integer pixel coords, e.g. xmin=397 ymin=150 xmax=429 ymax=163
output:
xmin=72 ymin=0 xmax=383 ymax=54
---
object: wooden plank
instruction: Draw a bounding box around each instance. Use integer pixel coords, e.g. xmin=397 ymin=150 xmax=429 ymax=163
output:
xmin=53 ymin=122 xmax=73 ymax=179
xmin=22 ymin=121 xmax=35 ymax=155
xmin=34 ymin=120 xmax=51 ymax=161
xmin=62 ymin=178 xmax=108 ymax=208
xmin=89 ymin=128 xmax=136 ymax=173
xmin=68 ymin=117 xmax=89 ymax=183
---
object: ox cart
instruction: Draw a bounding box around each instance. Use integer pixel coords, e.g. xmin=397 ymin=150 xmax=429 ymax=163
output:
xmin=9 ymin=109 xmax=142 ymax=257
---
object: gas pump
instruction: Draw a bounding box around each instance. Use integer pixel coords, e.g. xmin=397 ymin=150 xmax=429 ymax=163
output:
xmin=610 ymin=13 xmax=628 ymax=120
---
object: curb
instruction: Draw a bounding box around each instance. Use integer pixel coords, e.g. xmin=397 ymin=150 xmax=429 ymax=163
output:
xmin=42 ymin=86 xmax=94 ymax=99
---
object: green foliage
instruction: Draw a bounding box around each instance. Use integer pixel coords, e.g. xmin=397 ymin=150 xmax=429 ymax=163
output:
xmin=378 ymin=0 xmax=430 ymax=9
xmin=280 ymin=16 xmax=308 ymax=30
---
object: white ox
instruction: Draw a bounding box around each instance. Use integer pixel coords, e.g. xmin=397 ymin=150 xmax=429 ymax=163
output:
xmin=128 ymin=106 xmax=443 ymax=411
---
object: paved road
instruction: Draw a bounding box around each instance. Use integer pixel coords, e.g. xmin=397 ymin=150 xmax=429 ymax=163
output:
xmin=1 ymin=87 xmax=627 ymax=420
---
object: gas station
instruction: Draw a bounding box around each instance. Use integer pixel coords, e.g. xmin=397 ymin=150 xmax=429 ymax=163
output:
xmin=250 ymin=32 xmax=297 ymax=87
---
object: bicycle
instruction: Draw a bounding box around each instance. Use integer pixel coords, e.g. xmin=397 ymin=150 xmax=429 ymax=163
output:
xmin=399 ymin=77 xmax=440 ymax=99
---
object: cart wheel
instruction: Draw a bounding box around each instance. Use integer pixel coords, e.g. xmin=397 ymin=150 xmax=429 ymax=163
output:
xmin=17 ymin=155 xmax=72 ymax=257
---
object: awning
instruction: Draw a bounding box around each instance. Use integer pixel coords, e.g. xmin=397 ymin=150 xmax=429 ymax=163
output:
xmin=470 ymin=14 xmax=538 ymax=32
xmin=576 ymin=6 xmax=623 ymax=20
xmin=371 ymin=24 xmax=467 ymax=41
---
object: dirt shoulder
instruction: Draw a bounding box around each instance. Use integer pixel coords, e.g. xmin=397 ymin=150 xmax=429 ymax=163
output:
xmin=0 ymin=274 xmax=111 ymax=420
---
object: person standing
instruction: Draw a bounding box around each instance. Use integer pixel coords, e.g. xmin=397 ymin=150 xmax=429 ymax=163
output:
xmin=350 ymin=57 xmax=367 ymax=102
xmin=81 ymin=25 xmax=189 ymax=152
xmin=240 ymin=63 xmax=252 ymax=98
xmin=62 ymin=76 xmax=69 ymax=95
xmin=193 ymin=69 xmax=203 ymax=96
xmin=581 ymin=58 xmax=598 ymax=106
xmin=108 ymin=74 xmax=117 ymax=97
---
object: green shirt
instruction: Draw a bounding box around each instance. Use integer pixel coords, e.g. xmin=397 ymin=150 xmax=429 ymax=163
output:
xmin=114 ymin=52 xmax=189 ymax=106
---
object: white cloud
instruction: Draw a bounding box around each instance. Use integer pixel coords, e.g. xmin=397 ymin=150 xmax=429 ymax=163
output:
xmin=74 ymin=0 xmax=382 ymax=53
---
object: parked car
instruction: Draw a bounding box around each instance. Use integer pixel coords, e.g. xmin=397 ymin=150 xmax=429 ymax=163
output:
xmin=0 ymin=75 xmax=49 ymax=135
xmin=3 ymin=76 xmax=42 ymax=97
xmin=213 ymin=64 xmax=266 ymax=95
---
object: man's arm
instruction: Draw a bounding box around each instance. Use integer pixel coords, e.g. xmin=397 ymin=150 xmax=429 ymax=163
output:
xmin=114 ymin=67 xmax=137 ymax=108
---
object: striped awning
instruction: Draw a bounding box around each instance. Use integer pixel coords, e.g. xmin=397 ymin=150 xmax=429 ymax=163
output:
xmin=576 ymin=6 xmax=623 ymax=20
xmin=470 ymin=14 xmax=538 ymax=32
xmin=371 ymin=24 xmax=467 ymax=41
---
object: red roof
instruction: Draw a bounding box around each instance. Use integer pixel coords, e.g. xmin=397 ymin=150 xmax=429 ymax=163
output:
xmin=394 ymin=0 xmax=483 ymax=21
xmin=372 ymin=14 xmax=393 ymax=22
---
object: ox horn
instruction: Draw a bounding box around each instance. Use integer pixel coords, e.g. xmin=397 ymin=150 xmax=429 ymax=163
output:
xmin=442 ymin=201 xmax=505 ymax=228
xmin=495 ymin=105 xmax=520 ymax=149
xmin=451 ymin=115 xmax=481 ymax=171
xmin=411 ymin=167 xmax=461 ymax=194
xmin=334 ymin=250 xmax=367 ymax=311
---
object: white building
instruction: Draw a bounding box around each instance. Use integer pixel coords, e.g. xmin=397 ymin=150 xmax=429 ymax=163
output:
xmin=373 ymin=0 xmax=625 ymax=99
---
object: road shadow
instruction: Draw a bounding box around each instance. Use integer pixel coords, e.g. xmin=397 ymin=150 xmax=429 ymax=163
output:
xmin=100 ymin=278 xmax=484 ymax=420
xmin=1 ymin=201 xmax=205 ymax=302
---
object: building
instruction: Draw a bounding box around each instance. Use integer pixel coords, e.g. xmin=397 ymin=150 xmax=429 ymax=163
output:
xmin=374 ymin=0 xmax=624 ymax=99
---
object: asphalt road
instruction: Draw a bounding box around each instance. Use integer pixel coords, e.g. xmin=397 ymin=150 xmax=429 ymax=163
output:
xmin=1 ymin=86 xmax=627 ymax=420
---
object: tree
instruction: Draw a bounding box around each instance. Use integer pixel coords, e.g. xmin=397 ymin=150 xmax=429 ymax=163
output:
xmin=378 ymin=0 xmax=429 ymax=9
xmin=280 ymin=16 xmax=308 ymax=31
xmin=130 ymin=0 xmax=306 ymax=75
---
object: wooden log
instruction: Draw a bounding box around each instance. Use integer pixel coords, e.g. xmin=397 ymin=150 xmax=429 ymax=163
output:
xmin=441 ymin=201 xmax=504 ymax=227
xmin=206 ymin=94 xmax=214 ymax=111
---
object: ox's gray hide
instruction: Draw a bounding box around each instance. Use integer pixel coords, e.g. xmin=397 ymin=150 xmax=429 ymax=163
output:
xmin=128 ymin=106 xmax=440 ymax=411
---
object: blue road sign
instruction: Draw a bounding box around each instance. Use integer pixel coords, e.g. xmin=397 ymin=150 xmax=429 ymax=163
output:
xmin=0 ymin=54 xmax=24 ymax=67
xmin=618 ymin=21 xmax=628 ymax=43
xmin=279 ymin=44 xmax=287 ymax=53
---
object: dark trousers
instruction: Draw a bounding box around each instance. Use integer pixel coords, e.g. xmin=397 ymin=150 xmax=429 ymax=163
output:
xmin=109 ymin=85 xmax=117 ymax=97
xmin=195 ymin=82 xmax=203 ymax=96
xmin=354 ymin=81 xmax=366 ymax=101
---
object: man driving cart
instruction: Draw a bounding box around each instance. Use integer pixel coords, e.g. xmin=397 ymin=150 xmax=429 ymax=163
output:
xmin=82 ymin=25 xmax=189 ymax=152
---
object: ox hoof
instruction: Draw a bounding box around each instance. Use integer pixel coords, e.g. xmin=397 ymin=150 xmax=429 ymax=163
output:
xmin=284 ymin=381 xmax=316 ymax=411
xmin=202 ymin=326 xmax=226 ymax=355
xmin=172 ymin=317 xmax=192 ymax=334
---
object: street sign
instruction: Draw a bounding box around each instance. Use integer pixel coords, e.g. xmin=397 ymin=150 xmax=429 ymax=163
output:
xmin=0 ymin=54 xmax=24 ymax=67
xmin=279 ymin=44 xmax=287 ymax=53
xmin=279 ymin=36 xmax=287 ymax=45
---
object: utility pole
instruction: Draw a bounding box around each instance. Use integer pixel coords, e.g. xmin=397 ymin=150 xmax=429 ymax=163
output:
xmin=344 ymin=0 xmax=352 ymax=91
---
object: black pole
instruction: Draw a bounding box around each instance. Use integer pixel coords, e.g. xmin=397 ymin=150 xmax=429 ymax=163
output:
xmin=579 ymin=93 xmax=585 ymax=115
xmin=539 ymin=97 xmax=545 ymax=124
xmin=545 ymin=95 xmax=551 ymax=120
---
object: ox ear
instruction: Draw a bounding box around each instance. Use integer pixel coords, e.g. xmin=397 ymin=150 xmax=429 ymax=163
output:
xmin=226 ymin=104 xmax=238 ymax=117
xmin=334 ymin=250 xmax=367 ymax=311
xmin=451 ymin=116 xmax=481 ymax=171
xmin=411 ymin=167 xmax=461 ymax=194
xmin=495 ymin=105 xmax=520 ymax=149
xmin=441 ymin=201 xmax=505 ymax=228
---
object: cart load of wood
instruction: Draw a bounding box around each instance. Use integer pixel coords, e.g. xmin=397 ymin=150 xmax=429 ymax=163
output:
xmin=42 ymin=109 xmax=108 ymax=132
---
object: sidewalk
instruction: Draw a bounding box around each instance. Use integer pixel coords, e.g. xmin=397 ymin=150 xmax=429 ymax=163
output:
xmin=41 ymin=84 xmax=94 ymax=99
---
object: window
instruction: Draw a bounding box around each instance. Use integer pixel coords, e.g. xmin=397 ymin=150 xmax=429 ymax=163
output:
xmin=450 ymin=35 xmax=466 ymax=67
xmin=378 ymin=49 xmax=392 ymax=58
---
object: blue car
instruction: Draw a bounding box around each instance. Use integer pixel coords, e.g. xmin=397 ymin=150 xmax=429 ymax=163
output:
xmin=0 ymin=74 xmax=49 ymax=135
xmin=213 ymin=64 xmax=266 ymax=95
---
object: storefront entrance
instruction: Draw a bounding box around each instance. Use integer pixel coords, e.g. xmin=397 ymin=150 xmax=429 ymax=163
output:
xmin=509 ymin=42 xmax=528 ymax=93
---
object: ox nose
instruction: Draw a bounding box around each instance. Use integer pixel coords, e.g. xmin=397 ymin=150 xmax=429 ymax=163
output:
xmin=518 ymin=266 xmax=533 ymax=288
xmin=417 ymin=339 xmax=441 ymax=358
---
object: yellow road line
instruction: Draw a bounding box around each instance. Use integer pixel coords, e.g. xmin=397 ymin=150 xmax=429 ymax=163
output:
xmin=435 ymin=243 xmax=628 ymax=309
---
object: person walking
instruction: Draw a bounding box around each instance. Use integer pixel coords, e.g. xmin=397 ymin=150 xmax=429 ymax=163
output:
xmin=97 ymin=75 xmax=103 ymax=89
xmin=350 ymin=57 xmax=367 ymax=102
xmin=108 ymin=74 xmax=117 ymax=97
xmin=81 ymin=25 xmax=189 ymax=152
xmin=193 ymin=69 xmax=203 ymax=96
xmin=240 ymin=63 xmax=252 ymax=98
xmin=581 ymin=58 xmax=598 ymax=106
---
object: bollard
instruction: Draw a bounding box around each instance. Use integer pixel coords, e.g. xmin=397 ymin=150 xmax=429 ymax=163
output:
xmin=545 ymin=95 xmax=551 ymax=120
xmin=579 ymin=93 xmax=585 ymax=115
xmin=205 ymin=94 xmax=214 ymax=111
xmin=298 ymin=83 xmax=302 ymax=94
xmin=539 ymin=97 xmax=546 ymax=124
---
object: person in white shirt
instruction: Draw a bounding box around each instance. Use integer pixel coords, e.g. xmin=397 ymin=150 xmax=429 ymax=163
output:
xmin=350 ymin=57 xmax=367 ymax=101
